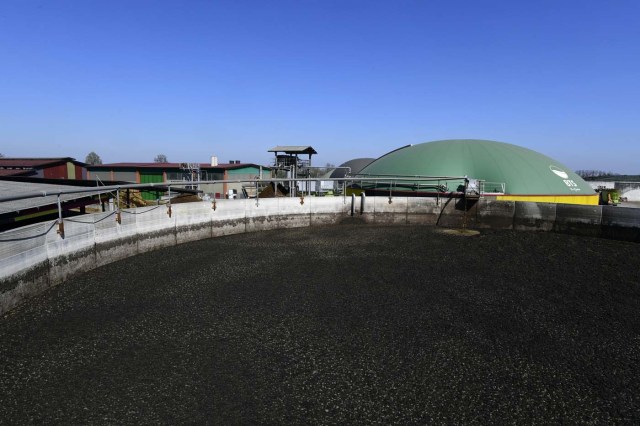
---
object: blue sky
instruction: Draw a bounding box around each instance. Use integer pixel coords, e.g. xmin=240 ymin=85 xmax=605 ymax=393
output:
xmin=1 ymin=0 xmax=639 ymax=173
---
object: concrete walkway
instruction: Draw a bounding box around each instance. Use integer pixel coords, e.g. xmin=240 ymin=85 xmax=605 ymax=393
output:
xmin=1 ymin=224 xmax=639 ymax=423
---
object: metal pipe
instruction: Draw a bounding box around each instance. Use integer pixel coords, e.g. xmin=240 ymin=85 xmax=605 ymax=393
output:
xmin=0 ymin=177 xmax=469 ymax=220
xmin=290 ymin=165 xmax=294 ymax=198
xmin=255 ymin=180 xmax=259 ymax=206
xmin=115 ymin=188 xmax=122 ymax=224
xmin=355 ymin=173 xmax=467 ymax=180
xmin=360 ymin=193 xmax=366 ymax=215
xmin=0 ymin=176 xmax=467 ymax=203
xmin=343 ymin=181 xmax=346 ymax=204
xmin=351 ymin=194 xmax=355 ymax=216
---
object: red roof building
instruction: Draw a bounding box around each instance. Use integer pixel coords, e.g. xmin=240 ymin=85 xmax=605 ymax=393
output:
xmin=0 ymin=157 xmax=87 ymax=179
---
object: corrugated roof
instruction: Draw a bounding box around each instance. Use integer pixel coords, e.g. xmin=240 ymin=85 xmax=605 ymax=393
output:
xmin=0 ymin=181 xmax=200 ymax=216
xmin=268 ymin=146 xmax=318 ymax=155
xmin=0 ymin=181 xmax=104 ymax=215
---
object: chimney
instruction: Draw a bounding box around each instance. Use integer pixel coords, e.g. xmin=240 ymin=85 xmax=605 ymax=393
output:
xmin=211 ymin=156 xmax=218 ymax=166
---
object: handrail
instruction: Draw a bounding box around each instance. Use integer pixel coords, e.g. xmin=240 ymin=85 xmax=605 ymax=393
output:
xmin=0 ymin=176 xmax=468 ymax=204
xmin=478 ymin=181 xmax=506 ymax=194
xmin=355 ymin=173 xmax=467 ymax=180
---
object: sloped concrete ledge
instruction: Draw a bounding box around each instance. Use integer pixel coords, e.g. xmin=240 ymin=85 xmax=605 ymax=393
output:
xmin=0 ymin=260 xmax=50 ymax=315
xmin=475 ymin=200 xmax=515 ymax=230
xmin=514 ymin=202 xmax=557 ymax=232
xmin=601 ymin=205 xmax=640 ymax=242
xmin=554 ymin=204 xmax=603 ymax=237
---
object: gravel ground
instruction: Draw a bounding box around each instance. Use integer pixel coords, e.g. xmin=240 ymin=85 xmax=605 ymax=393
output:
xmin=1 ymin=224 xmax=640 ymax=424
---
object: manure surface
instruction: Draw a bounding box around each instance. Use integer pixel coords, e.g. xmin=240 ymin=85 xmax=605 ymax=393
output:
xmin=1 ymin=225 xmax=640 ymax=424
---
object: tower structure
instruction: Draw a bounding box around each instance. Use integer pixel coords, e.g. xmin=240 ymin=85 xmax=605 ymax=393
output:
xmin=268 ymin=146 xmax=317 ymax=196
xmin=179 ymin=162 xmax=201 ymax=191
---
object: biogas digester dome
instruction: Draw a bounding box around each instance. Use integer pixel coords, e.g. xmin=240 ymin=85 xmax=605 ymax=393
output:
xmin=357 ymin=140 xmax=598 ymax=205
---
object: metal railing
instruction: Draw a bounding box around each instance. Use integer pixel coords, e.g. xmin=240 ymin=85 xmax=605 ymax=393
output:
xmin=478 ymin=181 xmax=506 ymax=194
xmin=0 ymin=176 xmax=510 ymax=206
xmin=0 ymin=175 xmax=478 ymax=236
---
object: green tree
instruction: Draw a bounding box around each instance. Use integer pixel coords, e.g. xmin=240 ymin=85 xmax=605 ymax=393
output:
xmin=85 ymin=151 xmax=102 ymax=165
xmin=154 ymin=154 xmax=168 ymax=163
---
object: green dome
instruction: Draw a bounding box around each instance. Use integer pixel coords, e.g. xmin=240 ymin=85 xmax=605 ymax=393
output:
xmin=359 ymin=139 xmax=594 ymax=195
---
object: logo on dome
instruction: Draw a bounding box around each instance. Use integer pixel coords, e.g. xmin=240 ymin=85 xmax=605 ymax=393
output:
xmin=549 ymin=165 xmax=569 ymax=179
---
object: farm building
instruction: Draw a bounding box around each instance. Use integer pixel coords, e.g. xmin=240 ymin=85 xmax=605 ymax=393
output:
xmin=87 ymin=160 xmax=269 ymax=200
xmin=0 ymin=157 xmax=87 ymax=180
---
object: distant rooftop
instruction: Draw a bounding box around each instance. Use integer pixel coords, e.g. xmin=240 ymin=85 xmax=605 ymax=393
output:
xmin=0 ymin=157 xmax=84 ymax=168
xmin=88 ymin=162 xmax=269 ymax=170
xmin=268 ymin=146 xmax=317 ymax=155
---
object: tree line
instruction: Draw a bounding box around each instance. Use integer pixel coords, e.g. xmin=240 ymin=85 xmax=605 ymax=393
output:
xmin=575 ymin=170 xmax=620 ymax=179
xmin=84 ymin=152 xmax=169 ymax=165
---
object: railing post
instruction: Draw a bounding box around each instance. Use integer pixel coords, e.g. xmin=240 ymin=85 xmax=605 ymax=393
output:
xmin=343 ymin=181 xmax=346 ymax=204
xmin=56 ymin=194 xmax=64 ymax=238
xmin=255 ymin=180 xmax=260 ymax=207
xmin=351 ymin=194 xmax=355 ymax=216
xmin=360 ymin=192 xmax=366 ymax=215
xmin=116 ymin=188 xmax=121 ymax=224
xmin=166 ymin=186 xmax=172 ymax=218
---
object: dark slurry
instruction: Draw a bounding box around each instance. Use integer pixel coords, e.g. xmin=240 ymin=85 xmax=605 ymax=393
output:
xmin=1 ymin=225 xmax=640 ymax=424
